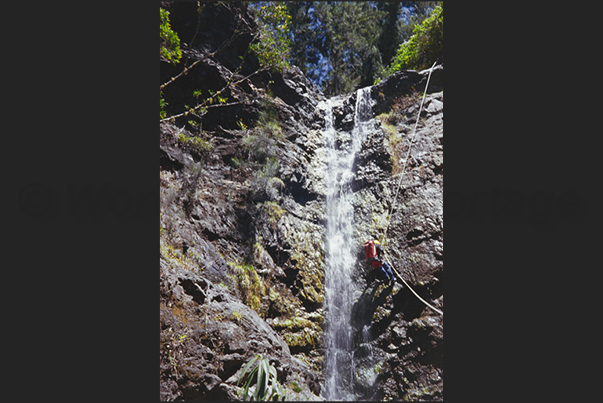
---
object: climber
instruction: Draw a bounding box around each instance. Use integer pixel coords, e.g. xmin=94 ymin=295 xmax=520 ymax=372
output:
xmin=364 ymin=239 xmax=396 ymax=284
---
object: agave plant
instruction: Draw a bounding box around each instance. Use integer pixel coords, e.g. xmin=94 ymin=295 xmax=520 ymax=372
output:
xmin=237 ymin=354 xmax=286 ymax=401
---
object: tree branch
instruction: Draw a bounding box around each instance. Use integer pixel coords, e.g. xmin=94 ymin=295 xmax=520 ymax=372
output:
xmin=160 ymin=67 xmax=267 ymax=123
xmin=160 ymin=10 xmax=259 ymax=92
xmin=160 ymin=59 xmax=203 ymax=91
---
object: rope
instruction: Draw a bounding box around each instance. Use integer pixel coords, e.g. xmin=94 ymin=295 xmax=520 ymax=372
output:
xmin=378 ymin=60 xmax=443 ymax=316
xmin=386 ymin=254 xmax=443 ymax=316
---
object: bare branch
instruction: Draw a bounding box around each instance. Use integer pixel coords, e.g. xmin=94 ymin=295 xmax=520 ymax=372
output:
xmin=205 ymin=101 xmax=244 ymax=109
xmin=160 ymin=59 xmax=203 ymax=90
xmin=160 ymin=66 xmax=267 ymax=123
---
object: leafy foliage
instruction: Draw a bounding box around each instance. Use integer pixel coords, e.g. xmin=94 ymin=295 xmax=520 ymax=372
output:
xmin=396 ymin=1 xmax=441 ymax=43
xmin=160 ymin=2 xmax=443 ymax=115
xmin=250 ymin=2 xmax=292 ymax=72
xmin=238 ymin=354 xmax=286 ymax=401
xmin=380 ymin=4 xmax=443 ymax=79
xmin=159 ymin=7 xmax=182 ymax=64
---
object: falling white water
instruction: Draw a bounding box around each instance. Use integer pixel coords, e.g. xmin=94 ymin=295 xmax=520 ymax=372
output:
xmin=322 ymin=87 xmax=373 ymax=400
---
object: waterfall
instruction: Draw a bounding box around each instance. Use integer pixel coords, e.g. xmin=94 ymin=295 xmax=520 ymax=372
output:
xmin=322 ymin=87 xmax=373 ymax=400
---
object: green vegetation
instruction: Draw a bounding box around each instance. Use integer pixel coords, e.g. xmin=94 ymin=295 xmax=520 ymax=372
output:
xmin=159 ymin=7 xmax=180 ymax=121
xmin=242 ymin=129 xmax=280 ymax=164
xmin=379 ymin=4 xmax=443 ymax=80
xmin=160 ymin=93 xmax=168 ymax=120
xmin=287 ymin=232 xmax=325 ymax=307
xmin=160 ymin=240 xmax=204 ymax=275
xmin=406 ymin=385 xmax=438 ymax=400
xmin=160 ymin=7 xmax=182 ymax=64
xmin=160 ymin=2 xmax=443 ymax=120
xmin=182 ymin=88 xmax=230 ymax=133
xmin=163 ymin=325 xmax=189 ymax=370
xmin=261 ymin=201 xmax=286 ymax=228
xmin=237 ymin=354 xmax=286 ymax=401
xmin=311 ymin=2 xmax=385 ymax=94
xmin=273 ymin=314 xmax=321 ymax=350
xmin=178 ymin=132 xmax=213 ymax=154
xmin=265 ymin=285 xmax=298 ymax=317
xmin=250 ymin=2 xmax=292 ymax=72
xmin=159 ymin=4 xmax=250 ymax=127
xmin=271 ymin=316 xmax=317 ymax=332
xmin=290 ymin=378 xmax=303 ymax=393
xmin=233 ymin=310 xmax=243 ymax=323
xmin=282 ymin=329 xmax=318 ymax=349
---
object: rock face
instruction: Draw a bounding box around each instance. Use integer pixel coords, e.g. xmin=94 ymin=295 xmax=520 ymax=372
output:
xmin=160 ymin=2 xmax=442 ymax=401
xmin=348 ymin=85 xmax=444 ymax=401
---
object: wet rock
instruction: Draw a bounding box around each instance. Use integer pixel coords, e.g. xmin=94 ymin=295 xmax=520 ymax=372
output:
xmin=321 ymin=69 xmax=444 ymax=400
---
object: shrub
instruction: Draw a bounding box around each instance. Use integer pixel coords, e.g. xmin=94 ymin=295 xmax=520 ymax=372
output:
xmin=178 ymin=132 xmax=213 ymax=154
xmin=243 ymin=133 xmax=279 ymax=164
xmin=246 ymin=157 xmax=281 ymax=202
xmin=243 ymin=103 xmax=284 ymax=164
xmin=242 ymin=103 xmax=285 ymax=202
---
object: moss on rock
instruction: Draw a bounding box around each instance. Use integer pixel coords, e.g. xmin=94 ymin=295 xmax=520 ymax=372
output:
xmin=228 ymin=260 xmax=266 ymax=314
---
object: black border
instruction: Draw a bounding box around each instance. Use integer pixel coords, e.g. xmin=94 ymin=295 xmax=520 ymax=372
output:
xmin=8 ymin=1 xmax=598 ymax=401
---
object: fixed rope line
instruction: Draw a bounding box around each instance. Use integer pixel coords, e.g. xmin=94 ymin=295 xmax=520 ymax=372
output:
xmin=385 ymin=249 xmax=443 ymax=316
xmin=378 ymin=60 xmax=443 ymax=316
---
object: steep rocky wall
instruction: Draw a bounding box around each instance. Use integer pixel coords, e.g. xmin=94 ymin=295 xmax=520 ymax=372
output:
xmin=160 ymin=80 xmax=329 ymax=400
xmin=350 ymin=77 xmax=443 ymax=401
xmin=304 ymin=67 xmax=443 ymax=400
xmin=160 ymin=3 xmax=328 ymax=401
xmin=159 ymin=2 xmax=442 ymax=401
xmin=160 ymin=7 xmax=329 ymax=397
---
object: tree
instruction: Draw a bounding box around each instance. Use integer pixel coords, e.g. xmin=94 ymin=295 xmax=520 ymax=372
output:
xmin=288 ymin=1 xmax=312 ymax=69
xmin=376 ymin=2 xmax=402 ymax=67
xmin=248 ymin=2 xmax=292 ymax=72
xmin=286 ymin=2 xmax=439 ymax=95
xmin=311 ymin=1 xmax=385 ymax=95
xmin=159 ymin=2 xmax=267 ymax=125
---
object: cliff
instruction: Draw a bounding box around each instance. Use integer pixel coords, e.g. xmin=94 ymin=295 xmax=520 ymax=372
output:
xmin=159 ymin=2 xmax=443 ymax=400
